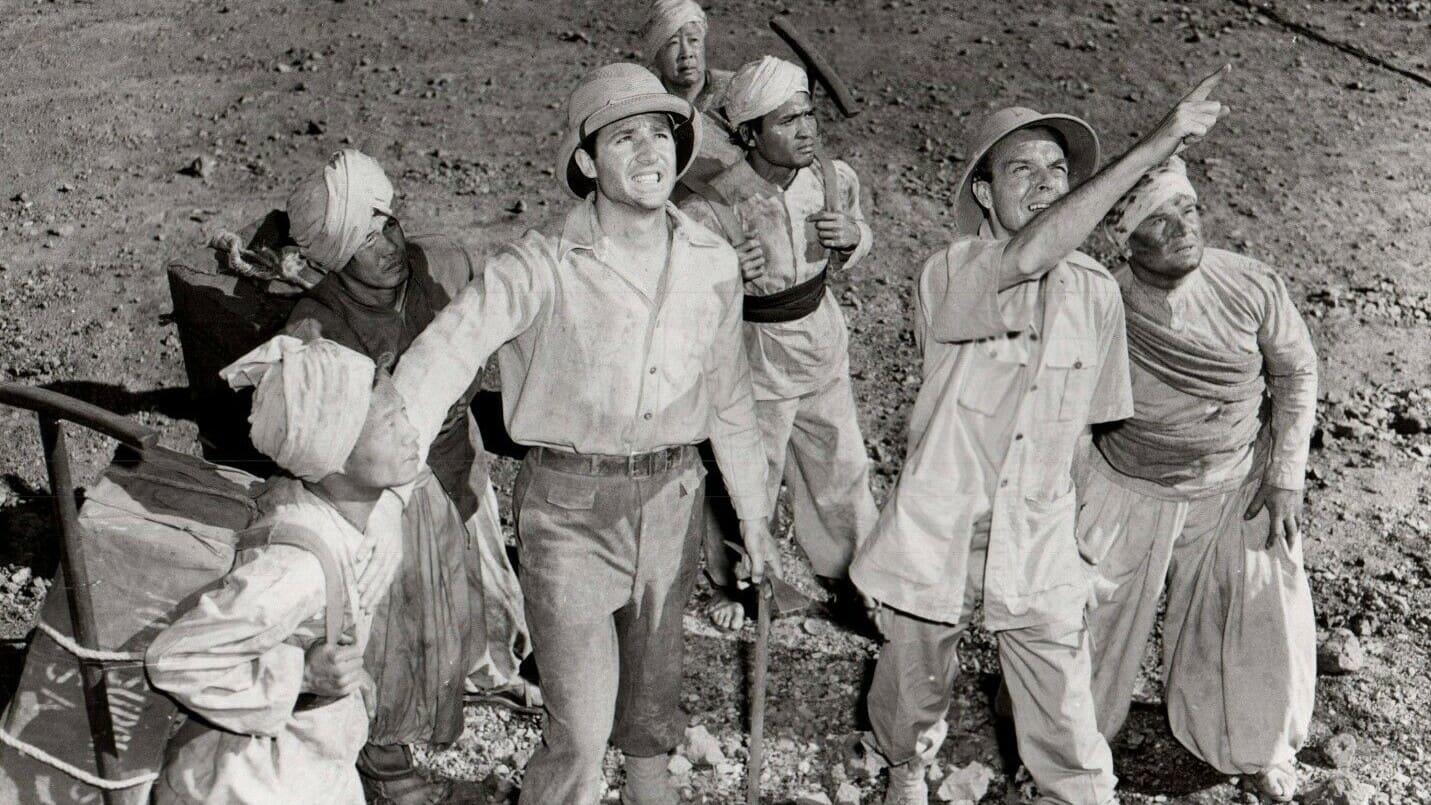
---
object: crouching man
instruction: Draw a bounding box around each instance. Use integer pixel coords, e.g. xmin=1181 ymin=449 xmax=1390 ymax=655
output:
xmin=147 ymin=336 xmax=422 ymax=803
xmin=389 ymin=63 xmax=779 ymax=804
xmin=850 ymin=68 xmax=1231 ymax=804
xmin=1081 ymin=156 xmax=1318 ymax=802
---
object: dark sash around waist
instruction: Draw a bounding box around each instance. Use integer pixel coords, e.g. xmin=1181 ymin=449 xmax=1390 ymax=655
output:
xmin=743 ymin=269 xmax=827 ymax=324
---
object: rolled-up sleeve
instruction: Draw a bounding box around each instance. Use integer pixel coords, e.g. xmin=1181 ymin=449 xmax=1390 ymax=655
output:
xmin=835 ymin=160 xmax=873 ymax=270
xmin=705 ymin=257 xmax=769 ymax=520
xmin=393 ymin=241 xmax=550 ymax=455
xmin=1258 ymin=271 xmax=1319 ymax=491
xmin=145 ymin=546 xmax=324 ymax=737
xmin=1088 ymin=288 xmax=1134 ymax=425
xmin=922 ymin=238 xmax=1034 ymax=344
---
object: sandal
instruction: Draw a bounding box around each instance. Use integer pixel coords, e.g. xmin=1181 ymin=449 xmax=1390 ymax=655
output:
xmin=1254 ymin=761 xmax=1297 ymax=802
xmin=464 ymin=679 xmax=543 ymax=716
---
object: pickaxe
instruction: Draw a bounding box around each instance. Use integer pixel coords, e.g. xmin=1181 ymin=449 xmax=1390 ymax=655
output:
xmin=724 ymin=540 xmax=812 ymax=805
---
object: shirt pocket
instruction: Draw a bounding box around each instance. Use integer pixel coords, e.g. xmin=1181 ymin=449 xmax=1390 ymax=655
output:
xmin=1041 ymin=335 xmax=1100 ymax=422
xmin=957 ymin=342 xmax=1021 ymax=416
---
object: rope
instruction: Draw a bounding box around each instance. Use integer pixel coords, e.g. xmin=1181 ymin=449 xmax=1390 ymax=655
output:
xmin=0 ymin=725 xmax=157 ymax=790
xmin=1228 ymin=0 xmax=1431 ymax=89
xmin=35 ymin=621 xmax=143 ymax=663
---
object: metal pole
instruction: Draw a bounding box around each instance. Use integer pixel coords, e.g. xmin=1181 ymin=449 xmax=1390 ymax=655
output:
xmin=39 ymin=415 xmax=119 ymax=805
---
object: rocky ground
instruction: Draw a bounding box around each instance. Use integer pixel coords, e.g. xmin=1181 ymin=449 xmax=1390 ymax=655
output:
xmin=1 ymin=0 xmax=1428 ymax=802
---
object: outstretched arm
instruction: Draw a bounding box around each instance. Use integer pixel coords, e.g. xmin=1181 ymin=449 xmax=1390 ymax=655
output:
xmin=999 ymin=66 xmax=1230 ymax=291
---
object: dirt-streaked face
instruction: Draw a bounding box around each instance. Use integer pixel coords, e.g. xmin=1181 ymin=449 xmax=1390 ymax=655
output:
xmin=972 ymin=127 xmax=1069 ymax=237
xmin=576 ymin=112 xmax=678 ymax=211
xmin=1128 ymin=193 xmax=1204 ymax=282
xmin=654 ymin=21 xmax=706 ymax=91
xmin=751 ymin=91 xmax=817 ymax=170
xmin=342 ymin=372 xmax=421 ymax=489
xmin=341 ymin=211 xmax=409 ymax=291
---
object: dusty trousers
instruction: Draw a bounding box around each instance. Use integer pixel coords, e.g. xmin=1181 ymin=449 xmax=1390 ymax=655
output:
xmin=704 ymin=373 xmax=877 ymax=585
xmin=865 ymin=530 xmax=1117 ymax=805
xmin=513 ymin=447 xmax=706 ymax=805
xmin=1079 ymin=456 xmax=1316 ymax=774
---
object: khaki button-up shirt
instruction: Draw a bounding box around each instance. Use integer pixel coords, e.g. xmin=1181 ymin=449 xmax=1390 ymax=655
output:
xmin=850 ymin=230 xmax=1133 ymax=630
xmin=679 ymin=158 xmax=873 ymax=399
xmin=391 ymin=199 xmax=769 ymax=520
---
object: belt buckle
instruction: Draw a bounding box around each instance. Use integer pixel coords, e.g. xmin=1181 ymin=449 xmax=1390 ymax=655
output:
xmin=653 ymin=448 xmax=669 ymax=474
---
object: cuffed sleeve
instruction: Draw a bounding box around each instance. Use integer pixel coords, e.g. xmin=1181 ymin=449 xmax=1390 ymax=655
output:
xmin=1088 ymin=288 xmax=1135 ymax=425
xmin=705 ymin=253 xmax=769 ymax=520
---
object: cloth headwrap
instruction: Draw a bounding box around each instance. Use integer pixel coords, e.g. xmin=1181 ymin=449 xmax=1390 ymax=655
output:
xmin=286 ymin=149 xmax=394 ymax=275
xmin=724 ymin=56 xmax=809 ymax=128
xmin=640 ymin=0 xmax=706 ymax=63
xmin=1103 ymin=155 xmax=1197 ymax=249
xmin=221 ymin=335 xmax=376 ymax=482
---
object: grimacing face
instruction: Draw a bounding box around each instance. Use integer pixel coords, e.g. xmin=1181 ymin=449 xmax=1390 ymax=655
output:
xmin=341 ymin=211 xmax=409 ymax=291
xmin=972 ymin=127 xmax=1069 ymax=237
xmin=653 ymin=21 xmax=706 ymax=90
xmin=1127 ymin=193 xmax=1205 ymax=281
xmin=342 ymin=372 xmax=422 ymax=489
xmin=750 ymin=92 xmax=818 ymax=170
xmin=575 ymin=112 xmax=678 ymax=211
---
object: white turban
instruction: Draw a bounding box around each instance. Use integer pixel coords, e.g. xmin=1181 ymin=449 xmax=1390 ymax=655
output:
xmin=640 ymin=0 xmax=706 ymax=63
xmin=221 ymin=335 xmax=376 ymax=482
xmin=724 ymin=56 xmax=809 ymax=128
xmin=1104 ymin=156 xmax=1198 ymax=249
xmin=286 ymin=149 xmax=394 ymax=275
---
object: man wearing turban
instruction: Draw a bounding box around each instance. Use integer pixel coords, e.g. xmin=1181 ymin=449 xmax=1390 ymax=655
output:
xmin=284 ymin=150 xmax=534 ymax=803
xmin=639 ymin=0 xmax=742 ymax=189
xmin=149 ymin=335 xmax=423 ymax=804
xmin=678 ymin=55 xmax=878 ymax=633
xmin=849 ymin=67 xmax=1231 ymax=804
xmin=1079 ymin=156 xmax=1318 ymax=802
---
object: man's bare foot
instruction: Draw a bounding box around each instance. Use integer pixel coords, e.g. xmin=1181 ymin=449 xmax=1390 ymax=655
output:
xmin=707 ymin=585 xmax=746 ymax=631
xmin=1254 ymin=762 xmax=1297 ymax=802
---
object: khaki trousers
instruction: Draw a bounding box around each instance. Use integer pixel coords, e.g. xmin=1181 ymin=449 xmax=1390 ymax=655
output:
xmin=1079 ymin=462 xmax=1316 ymax=774
xmin=866 ymin=531 xmax=1117 ymax=805
xmin=704 ymin=373 xmax=878 ymax=585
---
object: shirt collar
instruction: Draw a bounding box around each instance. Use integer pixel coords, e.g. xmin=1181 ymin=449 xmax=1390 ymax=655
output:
xmin=557 ymin=195 xmax=726 ymax=260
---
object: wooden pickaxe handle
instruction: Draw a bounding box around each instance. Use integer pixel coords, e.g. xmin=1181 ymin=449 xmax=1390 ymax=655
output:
xmin=770 ymin=16 xmax=861 ymax=118
xmin=747 ymin=580 xmax=772 ymax=805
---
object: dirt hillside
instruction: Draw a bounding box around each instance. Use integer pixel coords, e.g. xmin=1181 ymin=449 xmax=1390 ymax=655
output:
xmin=1 ymin=0 xmax=1428 ymax=802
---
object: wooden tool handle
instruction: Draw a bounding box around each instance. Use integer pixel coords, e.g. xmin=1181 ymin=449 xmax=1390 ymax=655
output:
xmin=769 ymin=17 xmax=861 ymax=118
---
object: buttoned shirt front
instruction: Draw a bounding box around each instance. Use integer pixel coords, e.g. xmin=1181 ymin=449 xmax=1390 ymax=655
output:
xmin=391 ymin=199 xmax=768 ymax=520
xmin=850 ymin=228 xmax=1132 ymax=630
xmin=679 ymin=158 xmax=873 ymax=399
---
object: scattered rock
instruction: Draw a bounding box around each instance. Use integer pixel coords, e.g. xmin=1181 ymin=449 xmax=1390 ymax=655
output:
xmin=667 ymin=754 xmax=693 ymax=777
xmin=507 ymin=199 xmax=527 ymax=215
xmin=179 ymin=155 xmax=216 ymax=178
xmin=1317 ymin=628 xmax=1364 ymax=675
xmin=833 ymin=781 xmax=861 ymax=805
xmin=934 ymin=760 xmax=995 ymax=803
xmin=843 ymin=734 xmax=888 ymax=781
xmin=682 ymin=724 xmax=726 ymax=768
xmin=305 ymin=119 xmax=326 ymax=135
xmin=1304 ymin=773 xmax=1374 ymax=805
xmin=794 ymin=793 xmax=833 ymax=805
xmin=46 ymin=223 xmax=75 ymax=238
xmin=1324 ymin=732 xmax=1357 ymax=768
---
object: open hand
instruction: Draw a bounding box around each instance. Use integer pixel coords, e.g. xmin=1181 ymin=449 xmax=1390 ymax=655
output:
xmin=1244 ymin=482 xmax=1304 ymax=549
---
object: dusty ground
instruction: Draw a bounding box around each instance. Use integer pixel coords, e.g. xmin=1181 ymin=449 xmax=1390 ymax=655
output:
xmin=2 ymin=0 xmax=1429 ymax=802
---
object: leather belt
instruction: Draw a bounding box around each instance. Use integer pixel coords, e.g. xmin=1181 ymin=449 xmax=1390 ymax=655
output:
xmin=530 ymin=444 xmax=696 ymax=477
